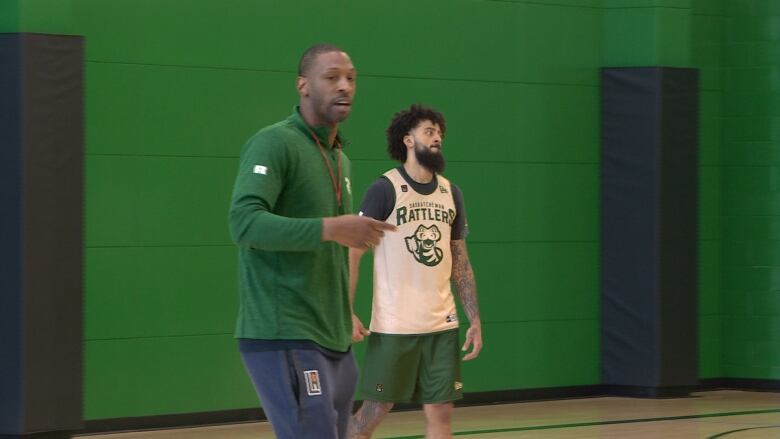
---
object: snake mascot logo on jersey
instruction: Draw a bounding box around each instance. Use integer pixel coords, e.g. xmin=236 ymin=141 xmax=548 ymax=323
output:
xmin=405 ymin=224 xmax=444 ymax=266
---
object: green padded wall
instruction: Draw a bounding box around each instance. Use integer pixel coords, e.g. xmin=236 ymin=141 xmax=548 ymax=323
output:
xmin=720 ymin=0 xmax=780 ymax=380
xmin=691 ymin=0 xmax=724 ymax=380
xmin=602 ymin=0 xmax=692 ymax=67
xmin=0 ymin=0 xmax=75 ymax=34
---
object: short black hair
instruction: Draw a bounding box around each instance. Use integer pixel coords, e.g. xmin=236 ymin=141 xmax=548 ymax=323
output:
xmin=386 ymin=104 xmax=447 ymax=162
xmin=298 ymin=43 xmax=345 ymax=76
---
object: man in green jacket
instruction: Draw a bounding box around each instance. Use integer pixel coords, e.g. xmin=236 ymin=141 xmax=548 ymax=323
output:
xmin=228 ymin=43 xmax=394 ymax=439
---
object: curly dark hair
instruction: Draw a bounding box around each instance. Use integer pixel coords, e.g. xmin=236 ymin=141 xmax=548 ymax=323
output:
xmin=386 ymin=104 xmax=446 ymax=162
xmin=298 ymin=43 xmax=345 ymax=76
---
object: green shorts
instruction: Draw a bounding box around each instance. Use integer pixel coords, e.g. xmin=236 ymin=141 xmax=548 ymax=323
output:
xmin=359 ymin=329 xmax=463 ymax=404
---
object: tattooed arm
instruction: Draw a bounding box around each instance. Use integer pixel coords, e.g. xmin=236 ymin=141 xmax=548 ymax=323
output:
xmin=451 ymin=239 xmax=482 ymax=361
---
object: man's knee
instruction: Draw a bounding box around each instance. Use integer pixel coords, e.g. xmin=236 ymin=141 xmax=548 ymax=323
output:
xmin=368 ymin=400 xmax=394 ymax=413
xmin=423 ymin=402 xmax=453 ymax=424
xmin=355 ymin=400 xmax=394 ymax=420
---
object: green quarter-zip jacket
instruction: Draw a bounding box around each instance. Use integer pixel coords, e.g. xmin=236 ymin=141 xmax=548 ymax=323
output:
xmin=228 ymin=107 xmax=353 ymax=352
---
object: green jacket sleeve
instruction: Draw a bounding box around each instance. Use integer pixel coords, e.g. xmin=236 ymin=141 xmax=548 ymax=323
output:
xmin=228 ymin=132 xmax=322 ymax=251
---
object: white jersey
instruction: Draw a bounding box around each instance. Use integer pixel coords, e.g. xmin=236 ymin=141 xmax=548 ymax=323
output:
xmin=370 ymin=168 xmax=458 ymax=334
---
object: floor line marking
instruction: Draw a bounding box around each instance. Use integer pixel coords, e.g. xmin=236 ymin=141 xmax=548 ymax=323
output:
xmin=706 ymin=425 xmax=780 ymax=438
xmin=383 ymin=408 xmax=780 ymax=438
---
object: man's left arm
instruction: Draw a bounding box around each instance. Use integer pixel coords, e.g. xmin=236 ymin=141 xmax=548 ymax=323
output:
xmin=452 ymin=238 xmax=482 ymax=361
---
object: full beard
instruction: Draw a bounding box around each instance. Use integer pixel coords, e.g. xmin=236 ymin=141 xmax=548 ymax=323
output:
xmin=415 ymin=145 xmax=446 ymax=174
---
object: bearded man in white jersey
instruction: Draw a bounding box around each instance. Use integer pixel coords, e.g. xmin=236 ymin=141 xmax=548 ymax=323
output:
xmin=349 ymin=104 xmax=483 ymax=439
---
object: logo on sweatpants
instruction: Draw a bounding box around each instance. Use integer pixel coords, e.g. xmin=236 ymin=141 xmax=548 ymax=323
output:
xmin=304 ymin=370 xmax=322 ymax=396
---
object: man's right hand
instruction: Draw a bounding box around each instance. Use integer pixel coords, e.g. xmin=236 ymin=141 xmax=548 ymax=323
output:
xmin=322 ymin=215 xmax=396 ymax=250
xmin=352 ymin=314 xmax=371 ymax=342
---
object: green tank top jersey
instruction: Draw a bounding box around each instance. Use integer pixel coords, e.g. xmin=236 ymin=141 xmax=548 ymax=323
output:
xmin=228 ymin=108 xmax=354 ymax=352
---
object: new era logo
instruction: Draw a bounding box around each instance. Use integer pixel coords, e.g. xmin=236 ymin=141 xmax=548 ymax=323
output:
xmin=253 ymin=165 xmax=268 ymax=175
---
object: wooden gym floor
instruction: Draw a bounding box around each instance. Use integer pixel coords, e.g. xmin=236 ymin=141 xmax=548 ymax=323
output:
xmin=77 ymin=390 xmax=780 ymax=438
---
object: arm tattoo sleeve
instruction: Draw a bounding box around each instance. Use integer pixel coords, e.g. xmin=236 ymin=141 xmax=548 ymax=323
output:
xmin=451 ymin=239 xmax=480 ymax=324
